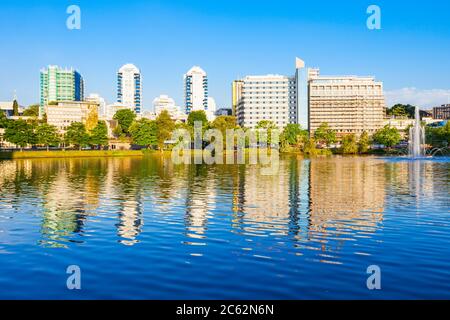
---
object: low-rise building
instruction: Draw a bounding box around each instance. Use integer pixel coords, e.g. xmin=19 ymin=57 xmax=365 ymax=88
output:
xmin=432 ymin=104 xmax=450 ymax=120
xmin=383 ymin=118 xmax=415 ymax=138
xmin=215 ymin=108 xmax=233 ymax=116
xmin=46 ymin=101 xmax=99 ymax=133
xmin=106 ymin=103 xmax=131 ymax=120
xmin=0 ymin=101 xmax=24 ymax=118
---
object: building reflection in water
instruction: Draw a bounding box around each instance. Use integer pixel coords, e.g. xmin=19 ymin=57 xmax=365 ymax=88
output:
xmin=3 ymin=155 xmax=448 ymax=258
xmin=184 ymin=165 xmax=216 ymax=241
xmin=108 ymin=158 xmax=144 ymax=246
xmin=229 ymin=156 xmax=386 ymax=263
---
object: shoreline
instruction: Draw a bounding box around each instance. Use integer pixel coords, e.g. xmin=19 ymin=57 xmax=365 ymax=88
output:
xmin=0 ymin=150 xmax=145 ymax=160
xmin=0 ymin=148 xmax=432 ymax=160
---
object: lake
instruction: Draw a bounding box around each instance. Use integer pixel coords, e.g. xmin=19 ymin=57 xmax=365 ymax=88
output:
xmin=0 ymin=154 xmax=449 ymax=299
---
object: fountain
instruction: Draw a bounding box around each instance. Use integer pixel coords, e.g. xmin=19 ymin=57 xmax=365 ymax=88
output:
xmin=409 ymin=106 xmax=426 ymax=158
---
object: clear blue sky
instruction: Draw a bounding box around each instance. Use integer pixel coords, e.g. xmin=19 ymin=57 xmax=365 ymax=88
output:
xmin=1 ymin=0 xmax=449 ymax=110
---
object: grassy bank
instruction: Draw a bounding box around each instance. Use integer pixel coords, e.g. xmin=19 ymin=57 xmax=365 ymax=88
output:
xmin=0 ymin=150 xmax=144 ymax=160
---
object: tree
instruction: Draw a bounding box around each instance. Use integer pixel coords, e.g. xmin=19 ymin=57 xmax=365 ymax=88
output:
xmin=187 ymin=110 xmax=208 ymax=128
xmin=35 ymin=123 xmax=60 ymax=151
xmin=0 ymin=111 xmax=10 ymax=128
xmin=358 ymin=131 xmax=370 ymax=154
xmin=372 ymin=125 xmax=401 ymax=148
xmin=282 ymin=124 xmax=308 ymax=147
xmin=22 ymin=104 xmax=40 ymax=117
xmin=341 ymin=134 xmax=358 ymax=154
xmin=211 ymin=116 xmax=238 ymax=147
xmin=89 ymin=121 xmax=109 ymax=149
xmin=113 ymin=109 xmax=136 ymax=136
xmin=129 ymin=119 xmax=157 ymax=148
xmin=12 ymin=100 xmax=19 ymax=117
xmin=256 ymin=120 xmax=278 ymax=146
xmin=314 ymin=123 xmax=336 ymax=147
xmin=155 ymin=110 xmax=176 ymax=151
xmin=211 ymin=116 xmax=237 ymax=133
xmin=303 ymin=137 xmax=318 ymax=156
xmin=4 ymin=119 xmax=35 ymax=150
xmin=426 ymin=121 xmax=450 ymax=148
xmin=65 ymin=122 xmax=89 ymax=150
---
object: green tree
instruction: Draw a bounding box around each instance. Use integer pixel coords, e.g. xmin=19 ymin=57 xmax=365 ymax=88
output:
xmin=12 ymin=100 xmax=19 ymax=116
xmin=23 ymin=104 xmax=40 ymax=117
xmin=282 ymin=124 xmax=309 ymax=147
xmin=65 ymin=122 xmax=89 ymax=150
xmin=211 ymin=116 xmax=237 ymax=133
xmin=35 ymin=123 xmax=60 ymax=151
xmin=0 ymin=111 xmax=10 ymax=128
xmin=426 ymin=122 xmax=450 ymax=148
xmin=89 ymin=121 xmax=109 ymax=149
xmin=314 ymin=123 xmax=337 ymax=147
xmin=341 ymin=134 xmax=358 ymax=154
xmin=372 ymin=125 xmax=402 ymax=148
xmin=155 ymin=110 xmax=176 ymax=151
xmin=129 ymin=119 xmax=158 ymax=148
xmin=303 ymin=137 xmax=318 ymax=156
xmin=358 ymin=131 xmax=370 ymax=154
xmin=256 ymin=120 xmax=278 ymax=146
xmin=4 ymin=119 xmax=35 ymax=150
xmin=187 ymin=110 xmax=209 ymax=127
xmin=386 ymin=104 xmax=428 ymax=119
xmin=113 ymin=124 xmax=124 ymax=138
xmin=113 ymin=109 xmax=136 ymax=136
xmin=211 ymin=116 xmax=238 ymax=147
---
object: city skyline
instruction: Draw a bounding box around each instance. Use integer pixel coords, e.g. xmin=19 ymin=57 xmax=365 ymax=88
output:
xmin=1 ymin=0 xmax=450 ymax=110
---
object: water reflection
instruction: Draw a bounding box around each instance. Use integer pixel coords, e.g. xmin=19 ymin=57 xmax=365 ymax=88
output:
xmin=0 ymin=155 xmax=449 ymax=260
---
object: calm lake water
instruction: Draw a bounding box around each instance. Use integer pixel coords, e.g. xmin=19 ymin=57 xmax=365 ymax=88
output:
xmin=0 ymin=154 xmax=449 ymax=299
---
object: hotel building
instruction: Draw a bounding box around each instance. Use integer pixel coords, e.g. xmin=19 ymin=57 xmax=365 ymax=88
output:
xmin=234 ymin=58 xmax=309 ymax=129
xmin=184 ymin=66 xmax=208 ymax=114
xmin=46 ymin=101 xmax=99 ymax=133
xmin=308 ymin=70 xmax=385 ymax=136
xmin=117 ymin=64 xmax=142 ymax=114
xmin=39 ymin=66 xmax=84 ymax=117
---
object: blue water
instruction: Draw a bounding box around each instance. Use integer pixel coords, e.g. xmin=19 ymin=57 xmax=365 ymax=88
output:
xmin=0 ymin=155 xmax=449 ymax=299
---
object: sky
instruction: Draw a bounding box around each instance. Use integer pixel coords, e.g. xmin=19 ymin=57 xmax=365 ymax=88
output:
xmin=1 ymin=0 xmax=449 ymax=111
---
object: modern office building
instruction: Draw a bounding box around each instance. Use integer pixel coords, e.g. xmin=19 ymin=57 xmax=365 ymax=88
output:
xmin=234 ymin=57 xmax=309 ymax=129
xmin=117 ymin=64 xmax=142 ymax=114
xmin=46 ymin=101 xmax=99 ymax=133
xmin=39 ymin=66 xmax=84 ymax=117
xmin=235 ymin=74 xmax=292 ymax=129
xmin=184 ymin=66 xmax=208 ymax=114
xmin=432 ymin=104 xmax=450 ymax=120
xmin=308 ymin=70 xmax=385 ymax=136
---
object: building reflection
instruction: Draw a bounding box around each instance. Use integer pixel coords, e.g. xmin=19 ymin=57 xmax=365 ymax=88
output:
xmin=229 ymin=156 xmax=386 ymax=260
xmin=1 ymin=155 xmax=449 ymax=256
xmin=184 ymin=165 xmax=216 ymax=240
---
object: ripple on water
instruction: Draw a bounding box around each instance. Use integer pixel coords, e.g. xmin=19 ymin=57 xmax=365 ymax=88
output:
xmin=0 ymin=156 xmax=449 ymax=299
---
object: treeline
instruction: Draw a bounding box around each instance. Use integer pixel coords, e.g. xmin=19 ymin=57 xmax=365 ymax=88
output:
xmin=0 ymin=111 xmax=108 ymax=151
xmin=2 ymin=106 xmax=449 ymax=154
